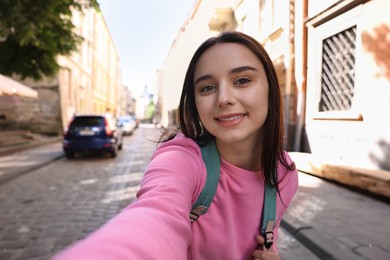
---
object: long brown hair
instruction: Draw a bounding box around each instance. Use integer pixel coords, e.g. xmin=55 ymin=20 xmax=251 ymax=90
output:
xmin=161 ymin=31 xmax=295 ymax=190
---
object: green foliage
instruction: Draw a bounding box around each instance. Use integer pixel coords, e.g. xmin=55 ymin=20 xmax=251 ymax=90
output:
xmin=0 ymin=0 xmax=98 ymax=79
xmin=145 ymin=100 xmax=156 ymax=120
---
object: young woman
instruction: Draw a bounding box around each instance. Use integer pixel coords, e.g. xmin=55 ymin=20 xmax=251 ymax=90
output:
xmin=54 ymin=31 xmax=298 ymax=260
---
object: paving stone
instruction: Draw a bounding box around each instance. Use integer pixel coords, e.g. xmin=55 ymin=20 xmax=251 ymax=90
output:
xmin=0 ymin=249 xmax=12 ymax=260
xmin=0 ymin=232 xmax=21 ymax=241
xmin=356 ymin=245 xmax=390 ymax=260
xmin=19 ymin=247 xmax=51 ymax=259
xmin=55 ymin=236 xmax=78 ymax=247
xmin=336 ymin=236 xmax=361 ymax=248
xmin=0 ymin=240 xmax=29 ymax=250
xmin=278 ymin=228 xmax=320 ymax=260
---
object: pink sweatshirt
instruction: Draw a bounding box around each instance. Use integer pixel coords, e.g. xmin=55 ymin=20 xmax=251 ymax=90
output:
xmin=54 ymin=134 xmax=298 ymax=260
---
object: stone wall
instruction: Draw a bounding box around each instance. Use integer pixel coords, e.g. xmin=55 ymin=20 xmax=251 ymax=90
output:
xmin=30 ymin=85 xmax=62 ymax=135
xmin=0 ymin=85 xmax=61 ymax=135
xmin=0 ymin=95 xmax=38 ymax=130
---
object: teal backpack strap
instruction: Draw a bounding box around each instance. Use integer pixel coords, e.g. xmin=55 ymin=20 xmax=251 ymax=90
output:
xmin=190 ymin=140 xmax=220 ymax=222
xmin=260 ymin=176 xmax=277 ymax=249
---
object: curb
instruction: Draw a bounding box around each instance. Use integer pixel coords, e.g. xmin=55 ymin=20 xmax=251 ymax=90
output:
xmin=0 ymin=152 xmax=64 ymax=185
xmin=0 ymin=137 xmax=63 ymax=157
xmin=280 ymin=219 xmax=333 ymax=259
xmin=288 ymin=152 xmax=390 ymax=199
xmin=280 ymin=217 xmax=366 ymax=260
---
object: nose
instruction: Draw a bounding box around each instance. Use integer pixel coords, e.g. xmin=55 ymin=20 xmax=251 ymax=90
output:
xmin=217 ymin=82 xmax=235 ymax=107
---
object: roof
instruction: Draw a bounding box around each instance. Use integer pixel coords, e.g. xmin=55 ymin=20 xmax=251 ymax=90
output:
xmin=0 ymin=74 xmax=38 ymax=98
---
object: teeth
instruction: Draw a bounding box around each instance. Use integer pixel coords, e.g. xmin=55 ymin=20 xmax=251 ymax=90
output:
xmin=219 ymin=115 xmax=244 ymax=121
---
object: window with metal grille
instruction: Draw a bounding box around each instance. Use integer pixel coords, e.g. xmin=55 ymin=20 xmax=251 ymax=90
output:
xmin=319 ymin=25 xmax=357 ymax=112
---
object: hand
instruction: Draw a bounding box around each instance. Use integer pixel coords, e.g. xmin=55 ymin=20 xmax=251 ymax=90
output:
xmin=252 ymin=235 xmax=281 ymax=260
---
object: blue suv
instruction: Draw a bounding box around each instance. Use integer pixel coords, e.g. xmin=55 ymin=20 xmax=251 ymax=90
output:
xmin=63 ymin=114 xmax=123 ymax=158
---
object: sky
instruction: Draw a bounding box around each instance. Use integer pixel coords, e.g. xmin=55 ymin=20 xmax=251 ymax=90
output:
xmin=97 ymin=0 xmax=196 ymax=96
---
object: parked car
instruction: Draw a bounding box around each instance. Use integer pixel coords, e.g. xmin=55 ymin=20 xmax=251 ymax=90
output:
xmin=118 ymin=115 xmax=137 ymax=135
xmin=63 ymin=114 xmax=123 ymax=158
xmin=131 ymin=115 xmax=140 ymax=128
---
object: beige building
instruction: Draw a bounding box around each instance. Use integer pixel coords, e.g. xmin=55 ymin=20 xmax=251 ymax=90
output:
xmin=2 ymin=5 xmax=126 ymax=135
xmin=58 ymin=6 xmax=125 ymax=130
xmin=156 ymin=0 xmax=390 ymax=172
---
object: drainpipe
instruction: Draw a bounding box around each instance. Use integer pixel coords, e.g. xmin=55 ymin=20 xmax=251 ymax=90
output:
xmin=293 ymin=0 xmax=308 ymax=151
xmin=284 ymin=0 xmax=295 ymax=149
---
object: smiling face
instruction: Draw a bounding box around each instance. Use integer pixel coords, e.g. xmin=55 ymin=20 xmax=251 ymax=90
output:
xmin=194 ymin=43 xmax=269 ymax=147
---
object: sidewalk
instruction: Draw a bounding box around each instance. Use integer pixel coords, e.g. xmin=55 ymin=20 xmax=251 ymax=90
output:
xmin=0 ymin=134 xmax=62 ymax=157
xmin=0 ymin=136 xmax=63 ymax=184
xmin=284 ymin=152 xmax=390 ymax=259
xmin=281 ymin=172 xmax=390 ymax=260
xmin=1 ymin=141 xmax=389 ymax=259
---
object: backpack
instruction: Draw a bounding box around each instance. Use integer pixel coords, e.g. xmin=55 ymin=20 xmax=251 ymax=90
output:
xmin=190 ymin=140 xmax=277 ymax=249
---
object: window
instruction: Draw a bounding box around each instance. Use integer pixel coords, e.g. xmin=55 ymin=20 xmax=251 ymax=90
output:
xmin=306 ymin=5 xmax=363 ymax=120
xmin=319 ymin=26 xmax=357 ymax=112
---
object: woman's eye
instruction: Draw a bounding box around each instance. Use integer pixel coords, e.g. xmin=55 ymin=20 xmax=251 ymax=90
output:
xmin=235 ymin=77 xmax=251 ymax=85
xmin=200 ymin=85 xmax=215 ymax=93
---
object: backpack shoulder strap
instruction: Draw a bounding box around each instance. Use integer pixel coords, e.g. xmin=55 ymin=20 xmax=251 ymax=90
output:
xmin=190 ymin=140 xmax=220 ymax=222
xmin=260 ymin=175 xmax=277 ymax=249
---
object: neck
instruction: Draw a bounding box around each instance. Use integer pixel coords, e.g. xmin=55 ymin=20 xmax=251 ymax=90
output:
xmin=216 ymin=138 xmax=262 ymax=171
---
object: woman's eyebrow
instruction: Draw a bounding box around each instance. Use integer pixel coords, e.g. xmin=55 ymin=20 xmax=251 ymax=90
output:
xmin=230 ymin=66 xmax=258 ymax=74
xmin=194 ymin=74 xmax=212 ymax=85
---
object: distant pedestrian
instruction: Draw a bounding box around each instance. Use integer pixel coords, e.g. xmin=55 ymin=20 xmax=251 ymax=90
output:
xmin=54 ymin=31 xmax=298 ymax=260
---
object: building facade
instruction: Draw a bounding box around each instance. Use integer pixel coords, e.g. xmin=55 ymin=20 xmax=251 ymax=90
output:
xmin=6 ymin=5 xmax=126 ymax=135
xmin=303 ymin=0 xmax=390 ymax=170
xmin=57 ymin=6 xmax=126 ymax=132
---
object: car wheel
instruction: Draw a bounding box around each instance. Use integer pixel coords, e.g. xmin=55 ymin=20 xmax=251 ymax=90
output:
xmin=110 ymin=147 xmax=118 ymax=158
xmin=65 ymin=151 xmax=74 ymax=159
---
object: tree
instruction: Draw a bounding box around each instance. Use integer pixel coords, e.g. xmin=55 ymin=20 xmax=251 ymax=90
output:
xmin=145 ymin=100 xmax=156 ymax=122
xmin=0 ymin=0 xmax=98 ymax=80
